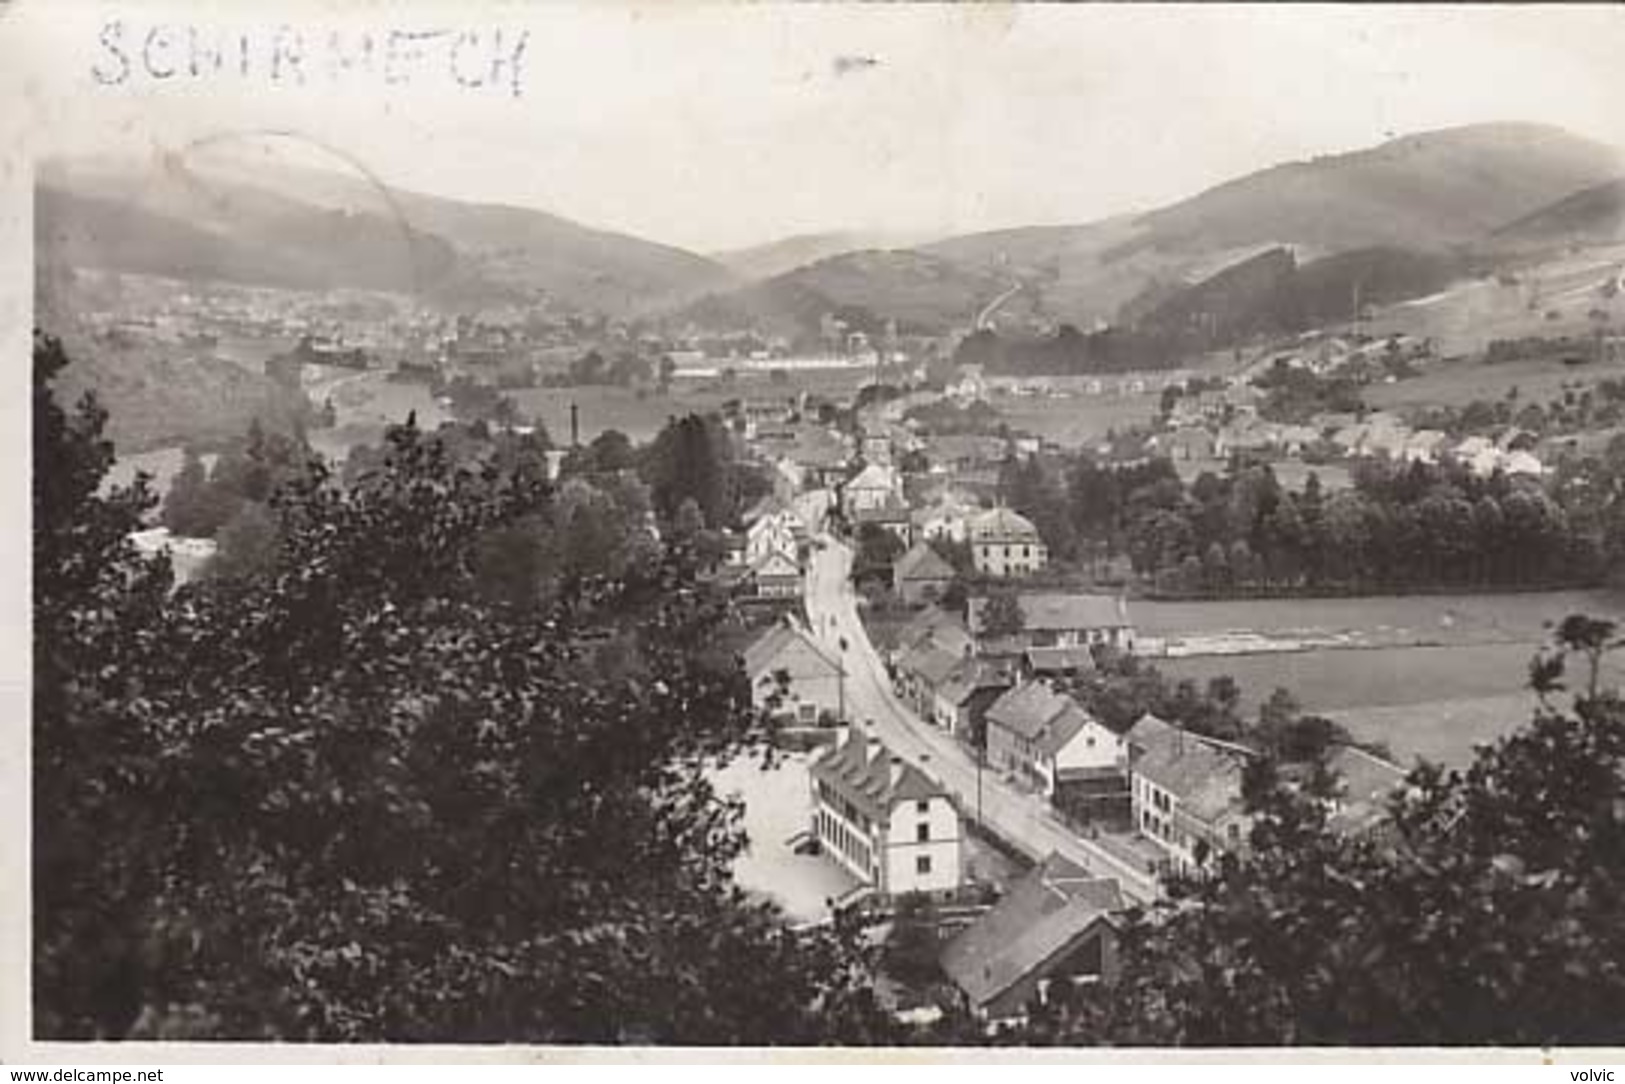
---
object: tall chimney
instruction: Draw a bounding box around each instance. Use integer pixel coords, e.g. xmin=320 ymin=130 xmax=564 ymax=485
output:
xmin=889 ymin=755 xmax=905 ymax=788
xmin=570 ymin=402 xmax=580 ymax=448
xmin=866 ymin=736 xmax=883 ymax=767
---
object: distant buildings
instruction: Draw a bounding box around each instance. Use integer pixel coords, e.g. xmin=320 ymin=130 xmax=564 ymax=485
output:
xmin=967 ymin=506 xmax=1047 ymax=578
xmin=843 ymin=462 xmax=904 ymax=517
xmin=809 ymin=728 xmax=963 ymax=896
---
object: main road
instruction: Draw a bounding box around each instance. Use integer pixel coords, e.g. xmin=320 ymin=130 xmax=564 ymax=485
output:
xmin=802 ymin=532 xmax=1161 ymax=904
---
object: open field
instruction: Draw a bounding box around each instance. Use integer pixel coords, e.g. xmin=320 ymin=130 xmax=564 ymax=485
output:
xmin=1135 ymin=588 xmax=1623 ymax=644
xmin=1365 ymin=354 xmax=1619 ymax=413
xmin=1142 ymin=588 xmax=1625 ymax=766
xmin=1326 ymin=693 xmax=1535 ymax=768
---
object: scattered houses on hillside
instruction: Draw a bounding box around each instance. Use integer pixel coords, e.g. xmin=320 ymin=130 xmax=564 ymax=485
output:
xmin=940 ymin=852 xmax=1124 ymax=1027
xmin=809 ymin=728 xmax=963 ymax=897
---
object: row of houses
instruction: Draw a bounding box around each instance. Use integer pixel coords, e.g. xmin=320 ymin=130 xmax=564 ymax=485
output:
xmin=1155 ymin=410 xmax=1546 ymax=477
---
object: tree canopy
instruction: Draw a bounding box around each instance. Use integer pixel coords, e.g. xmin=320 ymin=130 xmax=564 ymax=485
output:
xmin=34 ymin=333 xmax=894 ymax=1043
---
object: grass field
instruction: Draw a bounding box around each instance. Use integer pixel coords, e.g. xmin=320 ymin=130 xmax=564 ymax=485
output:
xmin=1365 ymin=353 xmax=1617 ymax=413
xmin=1142 ymin=588 xmax=1625 ymax=766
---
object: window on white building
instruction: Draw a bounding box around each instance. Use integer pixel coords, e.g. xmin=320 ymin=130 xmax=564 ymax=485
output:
xmin=916 ymin=856 xmax=932 ymax=875
xmin=916 ymin=823 xmax=930 ymax=843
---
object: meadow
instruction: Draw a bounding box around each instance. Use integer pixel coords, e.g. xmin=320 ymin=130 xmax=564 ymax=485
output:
xmin=1141 ymin=588 xmax=1625 ymax=765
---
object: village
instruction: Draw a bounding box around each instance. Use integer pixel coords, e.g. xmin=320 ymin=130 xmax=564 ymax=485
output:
xmin=719 ymin=363 xmax=1417 ymax=1030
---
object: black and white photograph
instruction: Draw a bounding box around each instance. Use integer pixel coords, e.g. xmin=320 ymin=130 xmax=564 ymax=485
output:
xmin=9 ymin=0 xmax=1625 ymax=1059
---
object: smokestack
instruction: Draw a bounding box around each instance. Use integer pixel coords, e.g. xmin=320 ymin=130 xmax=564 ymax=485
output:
xmin=867 ymin=736 xmax=883 ymax=766
xmin=889 ymin=755 xmax=905 ymax=788
xmin=570 ymin=402 xmax=580 ymax=448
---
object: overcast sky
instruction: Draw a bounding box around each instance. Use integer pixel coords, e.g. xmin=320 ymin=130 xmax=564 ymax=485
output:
xmin=16 ymin=2 xmax=1625 ymax=253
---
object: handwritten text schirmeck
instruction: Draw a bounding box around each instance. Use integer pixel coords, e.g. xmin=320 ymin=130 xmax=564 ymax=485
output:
xmin=92 ymin=21 xmax=529 ymax=98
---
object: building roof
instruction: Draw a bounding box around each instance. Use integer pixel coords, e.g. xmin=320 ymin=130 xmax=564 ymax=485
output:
xmin=969 ymin=592 xmax=1131 ymax=636
xmin=1132 ymin=722 xmax=1249 ymax=825
xmin=847 ymin=462 xmax=899 ymax=492
xmin=935 ymin=658 xmax=1011 ymax=708
xmin=894 ymin=541 xmax=956 ymax=584
xmin=898 ymin=641 xmax=966 ymax=690
xmin=1024 ymin=645 xmax=1097 ymax=675
xmin=941 ymin=852 xmax=1124 ymax=1012
xmin=1325 ymin=745 xmax=1407 ymax=836
xmin=810 ymin=728 xmax=949 ymax=819
xmin=967 ymin=506 xmax=1041 ymax=544
xmin=742 ymin=621 xmax=842 ymax=682
xmin=896 ymin=608 xmax=975 ymax=658
xmin=984 ymin=682 xmax=1097 ymax=759
xmin=748 ymin=547 xmax=801 ymax=578
xmin=853 ymin=500 xmax=912 ymax=525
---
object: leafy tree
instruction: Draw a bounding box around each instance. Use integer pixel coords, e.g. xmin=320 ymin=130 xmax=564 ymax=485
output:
xmin=979 ymin=591 xmax=1025 ymax=640
xmin=206 ymin=500 xmax=281 ymax=582
xmin=161 ymin=447 xmax=223 ymax=538
xmin=34 ymin=337 xmax=897 ymax=1044
xmin=883 ymin=893 xmax=944 ymax=990
xmin=1043 ymin=618 xmax=1625 ymax=1046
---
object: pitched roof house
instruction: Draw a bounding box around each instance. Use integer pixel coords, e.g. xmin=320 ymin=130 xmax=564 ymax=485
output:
xmin=984 ymin=682 xmax=1125 ymax=800
xmin=967 ymin=506 xmax=1047 ymax=578
xmin=892 ymin=541 xmax=957 ymax=604
xmin=941 ymin=852 xmax=1124 ymax=1025
xmin=743 ymin=620 xmax=844 ymax=724
xmin=1127 ymin=714 xmax=1254 ymax=879
xmin=969 ymin=592 xmax=1136 ymax=655
xmin=809 ymin=729 xmax=962 ymax=896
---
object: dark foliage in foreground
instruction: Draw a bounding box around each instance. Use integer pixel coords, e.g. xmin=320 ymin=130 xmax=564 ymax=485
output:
xmin=34 ymin=331 xmax=896 ymax=1043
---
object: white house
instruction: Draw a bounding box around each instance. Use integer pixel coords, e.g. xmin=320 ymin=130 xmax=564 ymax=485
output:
xmin=745 ymin=511 xmax=801 ymax=566
xmin=1126 ymin=714 xmax=1253 ymax=880
xmin=967 ymin=506 xmax=1048 ymax=577
xmin=743 ymin=620 xmax=844 ymax=724
xmin=983 ymin=682 xmax=1124 ymax=800
xmin=842 ymin=462 xmax=902 ymax=517
xmin=809 ymin=728 xmax=963 ymax=896
xmin=915 ymin=495 xmax=979 ymax=544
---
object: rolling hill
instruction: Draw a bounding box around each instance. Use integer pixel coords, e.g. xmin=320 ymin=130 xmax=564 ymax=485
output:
xmin=1486 ymin=177 xmax=1625 ymax=254
xmin=36 ymin=153 xmax=734 ymax=315
xmin=676 ymin=249 xmax=1041 ymax=340
xmin=915 ymin=123 xmax=1624 ymax=330
xmin=709 ymin=231 xmax=938 ymax=283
